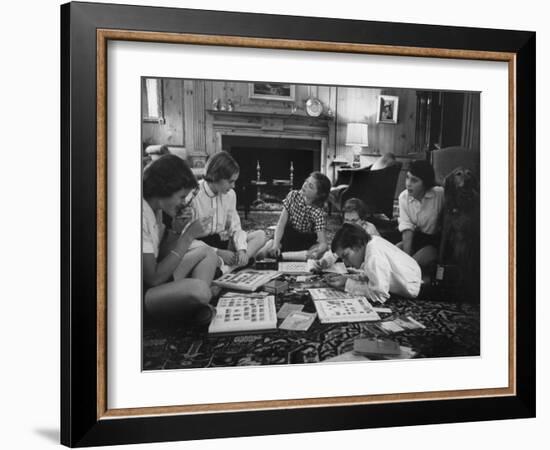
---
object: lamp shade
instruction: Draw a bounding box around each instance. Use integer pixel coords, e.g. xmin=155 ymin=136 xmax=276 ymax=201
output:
xmin=345 ymin=123 xmax=369 ymax=147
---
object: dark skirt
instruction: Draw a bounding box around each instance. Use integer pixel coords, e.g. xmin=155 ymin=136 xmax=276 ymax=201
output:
xmin=281 ymin=224 xmax=317 ymax=252
xmin=197 ymin=233 xmax=230 ymax=250
xmin=412 ymin=231 xmax=440 ymax=254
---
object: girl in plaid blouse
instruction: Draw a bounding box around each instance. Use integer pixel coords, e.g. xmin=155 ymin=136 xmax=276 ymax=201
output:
xmin=258 ymin=172 xmax=331 ymax=259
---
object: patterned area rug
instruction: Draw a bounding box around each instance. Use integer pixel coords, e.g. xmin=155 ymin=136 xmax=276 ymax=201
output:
xmin=143 ymin=274 xmax=480 ymax=370
xmin=143 ymin=210 xmax=480 ymax=370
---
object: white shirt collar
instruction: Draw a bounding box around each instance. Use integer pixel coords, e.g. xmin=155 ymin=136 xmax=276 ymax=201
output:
xmin=408 ymin=187 xmax=436 ymax=203
xmin=202 ymin=179 xmax=217 ymax=198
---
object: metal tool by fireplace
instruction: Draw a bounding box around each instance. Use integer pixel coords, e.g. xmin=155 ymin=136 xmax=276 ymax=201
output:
xmin=252 ymin=160 xmax=295 ymax=206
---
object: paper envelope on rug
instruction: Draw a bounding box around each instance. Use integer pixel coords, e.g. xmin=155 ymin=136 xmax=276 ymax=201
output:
xmin=279 ymin=310 xmax=317 ymax=331
xmin=277 ymin=302 xmax=304 ymax=319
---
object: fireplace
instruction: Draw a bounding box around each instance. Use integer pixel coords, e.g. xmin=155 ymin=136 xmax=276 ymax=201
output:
xmin=223 ymin=135 xmax=321 ymax=209
xmin=207 ymin=108 xmax=331 ymax=213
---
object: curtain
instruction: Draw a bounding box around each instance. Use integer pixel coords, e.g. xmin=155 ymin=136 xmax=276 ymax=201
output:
xmin=461 ymin=93 xmax=480 ymax=151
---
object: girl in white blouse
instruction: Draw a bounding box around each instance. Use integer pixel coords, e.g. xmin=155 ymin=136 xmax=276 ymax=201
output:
xmin=190 ymin=151 xmax=266 ymax=268
xmin=397 ymin=160 xmax=444 ymax=276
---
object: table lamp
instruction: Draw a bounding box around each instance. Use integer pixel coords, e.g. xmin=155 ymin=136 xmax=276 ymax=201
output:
xmin=345 ymin=123 xmax=369 ymax=168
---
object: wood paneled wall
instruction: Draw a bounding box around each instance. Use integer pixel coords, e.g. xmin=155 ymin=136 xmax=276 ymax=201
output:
xmin=142 ymin=79 xmax=417 ymax=162
xmin=204 ymin=82 xmax=336 ymax=156
xmin=335 ymin=87 xmax=417 ymax=161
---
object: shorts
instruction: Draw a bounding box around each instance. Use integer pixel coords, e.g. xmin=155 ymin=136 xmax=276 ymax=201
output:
xmin=281 ymin=224 xmax=317 ymax=252
xmin=197 ymin=233 xmax=230 ymax=251
xmin=412 ymin=231 xmax=440 ymax=254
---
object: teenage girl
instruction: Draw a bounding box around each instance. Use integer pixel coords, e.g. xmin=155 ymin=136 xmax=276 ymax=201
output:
xmin=190 ymin=151 xmax=266 ymax=268
xmin=142 ymin=154 xmax=218 ymax=326
xmin=397 ymin=159 xmax=444 ymax=276
xmin=258 ymin=171 xmax=331 ymax=260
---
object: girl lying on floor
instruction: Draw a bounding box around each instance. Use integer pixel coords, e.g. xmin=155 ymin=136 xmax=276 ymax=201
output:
xmin=190 ymin=151 xmax=266 ymax=270
xmin=324 ymin=223 xmax=421 ymax=304
xmin=142 ymin=154 xmax=218 ymax=326
xmin=257 ymin=171 xmax=331 ymax=260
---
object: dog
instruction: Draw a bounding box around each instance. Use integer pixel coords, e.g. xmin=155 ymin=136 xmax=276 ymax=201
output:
xmin=439 ymin=167 xmax=480 ymax=302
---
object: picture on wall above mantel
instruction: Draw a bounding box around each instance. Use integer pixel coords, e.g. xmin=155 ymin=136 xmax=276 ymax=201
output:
xmin=377 ymin=94 xmax=399 ymax=124
xmin=249 ymin=82 xmax=296 ymax=101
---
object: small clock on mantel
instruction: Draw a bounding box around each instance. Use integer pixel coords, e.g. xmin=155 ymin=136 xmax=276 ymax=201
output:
xmin=305 ymin=97 xmax=323 ymax=117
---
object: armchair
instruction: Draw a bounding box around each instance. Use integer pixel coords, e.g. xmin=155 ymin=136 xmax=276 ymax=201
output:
xmin=329 ymin=162 xmax=403 ymax=243
xmin=431 ymin=146 xmax=480 ymax=184
xmin=330 ymin=162 xmax=402 ymax=219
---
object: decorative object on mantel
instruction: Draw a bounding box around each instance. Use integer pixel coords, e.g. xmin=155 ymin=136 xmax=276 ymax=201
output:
xmin=249 ymin=82 xmax=295 ymax=101
xmin=305 ymin=84 xmax=324 ymax=118
xmin=345 ymin=123 xmax=369 ymax=168
xmin=212 ymin=98 xmax=220 ymax=111
xmin=226 ymin=99 xmax=234 ymax=111
xmin=377 ymin=94 xmax=399 ymax=124
xmin=305 ymin=97 xmax=323 ymax=117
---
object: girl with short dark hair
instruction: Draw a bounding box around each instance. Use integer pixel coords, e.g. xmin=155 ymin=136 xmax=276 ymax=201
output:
xmin=258 ymin=171 xmax=332 ymax=259
xmin=397 ymin=159 xmax=444 ymax=277
xmin=142 ymin=154 xmax=218 ymax=327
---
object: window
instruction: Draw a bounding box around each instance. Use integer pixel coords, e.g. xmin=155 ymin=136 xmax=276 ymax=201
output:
xmin=142 ymin=78 xmax=165 ymax=123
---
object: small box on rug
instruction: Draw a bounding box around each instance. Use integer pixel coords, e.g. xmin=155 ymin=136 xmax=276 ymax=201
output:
xmin=263 ymin=280 xmax=288 ymax=294
xmin=253 ymin=259 xmax=279 ymax=270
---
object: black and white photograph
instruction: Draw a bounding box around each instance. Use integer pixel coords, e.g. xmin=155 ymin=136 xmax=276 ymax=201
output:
xmin=377 ymin=94 xmax=399 ymax=123
xmin=142 ymin=78 xmax=481 ymax=370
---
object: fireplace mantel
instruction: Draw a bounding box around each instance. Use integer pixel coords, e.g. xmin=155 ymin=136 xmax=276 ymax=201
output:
xmin=207 ymin=109 xmax=330 ymax=132
xmin=207 ymin=108 xmax=332 ymax=122
xmin=206 ymin=108 xmax=332 ymax=174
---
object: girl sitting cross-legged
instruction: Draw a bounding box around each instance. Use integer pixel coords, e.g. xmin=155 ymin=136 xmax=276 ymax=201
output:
xmin=142 ymin=154 xmax=218 ymax=327
xmin=257 ymin=172 xmax=332 ymax=260
xmin=325 ymin=223 xmax=421 ymax=304
xmin=190 ymin=151 xmax=266 ymax=270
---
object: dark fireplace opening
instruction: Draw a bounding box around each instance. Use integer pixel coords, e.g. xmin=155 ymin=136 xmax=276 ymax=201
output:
xmin=222 ymin=136 xmax=321 ymax=210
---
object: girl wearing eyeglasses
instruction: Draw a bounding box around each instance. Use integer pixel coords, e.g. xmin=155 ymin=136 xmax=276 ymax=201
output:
xmin=142 ymin=154 xmax=218 ymax=327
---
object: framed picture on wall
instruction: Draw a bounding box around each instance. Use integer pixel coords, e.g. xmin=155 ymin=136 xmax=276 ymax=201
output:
xmin=376 ymin=94 xmax=399 ymax=124
xmin=61 ymin=2 xmax=535 ymax=447
xmin=249 ymin=82 xmax=296 ymax=101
